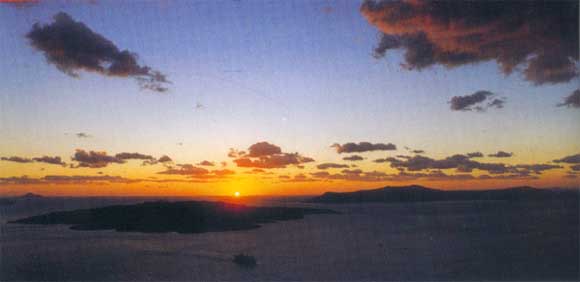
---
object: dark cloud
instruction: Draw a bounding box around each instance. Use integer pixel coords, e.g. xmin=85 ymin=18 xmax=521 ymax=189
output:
xmin=557 ymin=89 xmax=580 ymax=108
xmin=246 ymin=168 xmax=267 ymax=174
xmin=247 ymin=142 xmax=282 ymax=157
xmin=158 ymin=155 xmax=172 ymax=163
xmin=1 ymin=156 xmax=33 ymax=163
xmin=449 ymin=90 xmax=505 ymax=112
xmin=411 ymin=150 xmax=424 ymax=154
xmin=488 ymin=151 xmax=513 ymax=158
xmin=197 ymin=160 xmax=215 ymax=166
xmin=32 ymin=156 xmax=66 ymax=166
xmin=0 ymin=175 xmax=135 ymax=185
xmin=554 ymin=154 xmax=580 ymax=164
xmin=343 ymin=155 xmax=364 ymax=161
xmin=310 ymin=170 xmax=391 ymax=182
xmin=311 ymin=171 xmax=331 ymax=178
xmin=571 ymin=164 xmax=580 ymax=172
xmin=158 ymin=164 xmax=235 ymax=180
xmin=488 ymin=98 xmax=506 ymax=109
xmin=279 ymin=173 xmax=317 ymax=183
xmin=228 ymin=149 xmax=246 ymax=158
xmin=76 ymin=132 xmax=91 ymax=138
xmin=234 ymin=153 xmax=314 ymax=169
xmin=2 ymin=155 xmax=66 ymax=166
xmin=306 ymin=169 xmax=407 ymax=182
xmin=158 ymin=164 xmax=208 ymax=176
xmin=72 ymin=149 xmax=124 ymax=168
xmin=386 ymin=154 xmax=511 ymax=174
xmin=231 ymin=142 xmax=314 ymax=169
xmin=114 ymin=152 xmax=155 ymax=160
xmin=466 ymin=152 xmax=484 ymax=158
xmin=43 ymin=174 xmax=139 ymax=184
xmin=142 ymin=155 xmax=173 ymax=166
xmin=514 ymin=164 xmax=562 ymax=175
xmin=341 ymin=169 xmax=363 ymax=175
xmin=27 ymin=12 xmax=169 ymax=92
xmin=0 ymin=174 xmax=198 ymax=186
xmin=331 ymin=142 xmax=396 ymax=153
xmin=211 ymin=169 xmax=235 ymax=177
xmin=450 ymin=91 xmax=493 ymax=111
xmin=308 ymin=167 xmax=537 ymax=183
xmin=317 ymin=163 xmax=349 ymax=170
xmin=0 ymin=176 xmax=44 ymax=185
xmin=361 ymin=0 xmax=579 ymax=86
xmin=383 ymin=153 xmax=563 ymax=178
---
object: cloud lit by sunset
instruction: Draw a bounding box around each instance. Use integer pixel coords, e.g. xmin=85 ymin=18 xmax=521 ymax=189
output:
xmin=0 ymin=0 xmax=578 ymax=197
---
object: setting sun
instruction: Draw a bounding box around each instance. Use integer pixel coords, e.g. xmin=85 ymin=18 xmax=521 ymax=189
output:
xmin=0 ymin=1 xmax=578 ymax=281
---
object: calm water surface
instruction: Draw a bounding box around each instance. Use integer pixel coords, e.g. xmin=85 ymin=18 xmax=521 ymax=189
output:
xmin=1 ymin=196 xmax=578 ymax=281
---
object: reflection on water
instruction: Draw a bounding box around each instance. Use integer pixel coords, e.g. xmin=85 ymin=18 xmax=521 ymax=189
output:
xmin=1 ymin=197 xmax=578 ymax=281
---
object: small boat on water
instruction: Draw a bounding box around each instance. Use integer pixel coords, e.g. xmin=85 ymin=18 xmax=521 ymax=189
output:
xmin=233 ymin=254 xmax=257 ymax=267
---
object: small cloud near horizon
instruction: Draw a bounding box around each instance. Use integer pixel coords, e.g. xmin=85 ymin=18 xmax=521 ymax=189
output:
xmin=449 ymin=91 xmax=505 ymax=112
xmin=71 ymin=149 xmax=124 ymax=168
xmin=317 ymin=163 xmax=349 ymax=170
xmin=488 ymin=151 xmax=513 ymax=158
xmin=343 ymin=155 xmax=364 ymax=161
xmin=230 ymin=142 xmax=315 ymax=169
xmin=331 ymin=142 xmax=396 ymax=154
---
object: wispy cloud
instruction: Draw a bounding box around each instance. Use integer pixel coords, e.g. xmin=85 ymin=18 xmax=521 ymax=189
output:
xmin=557 ymin=89 xmax=580 ymax=109
xmin=331 ymin=142 xmax=396 ymax=154
xmin=1 ymin=156 xmax=33 ymax=163
xmin=317 ymin=163 xmax=349 ymax=170
xmin=2 ymin=155 xmax=65 ymax=166
xmin=115 ymin=152 xmax=155 ymax=161
xmin=554 ymin=154 xmax=580 ymax=164
xmin=158 ymin=164 xmax=234 ymax=180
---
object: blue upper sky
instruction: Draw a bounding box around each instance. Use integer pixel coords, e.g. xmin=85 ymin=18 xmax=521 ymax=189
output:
xmin=0 ymin=0 xmax=578 ymax=195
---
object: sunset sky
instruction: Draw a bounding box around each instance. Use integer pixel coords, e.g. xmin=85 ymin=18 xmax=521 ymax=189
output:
xmin=0 ymin=0 xmax=578 ymax=196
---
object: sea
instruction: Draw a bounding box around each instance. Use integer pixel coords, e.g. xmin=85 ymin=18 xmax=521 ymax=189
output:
xmin=1 ymin=196 xmax=578 ymax=281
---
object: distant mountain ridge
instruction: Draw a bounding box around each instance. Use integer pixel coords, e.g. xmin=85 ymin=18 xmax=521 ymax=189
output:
xmin=308 ymin=185 xmax=577 ymax=204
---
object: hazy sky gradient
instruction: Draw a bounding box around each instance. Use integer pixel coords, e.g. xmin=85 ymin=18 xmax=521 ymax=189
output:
xmin=1 ymin=0 xmax=578 ymax=196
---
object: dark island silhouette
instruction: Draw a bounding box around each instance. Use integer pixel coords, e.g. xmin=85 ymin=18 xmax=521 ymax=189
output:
xmin=9 ymin=201 xmax=338 ymax=233
xmin=19 ymin=192 xmax=44 ymax=199
xmin=308 ymin=185 xmax=577 ymax=204
xmin=0 ymin=193 xmax=44 ymax=206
